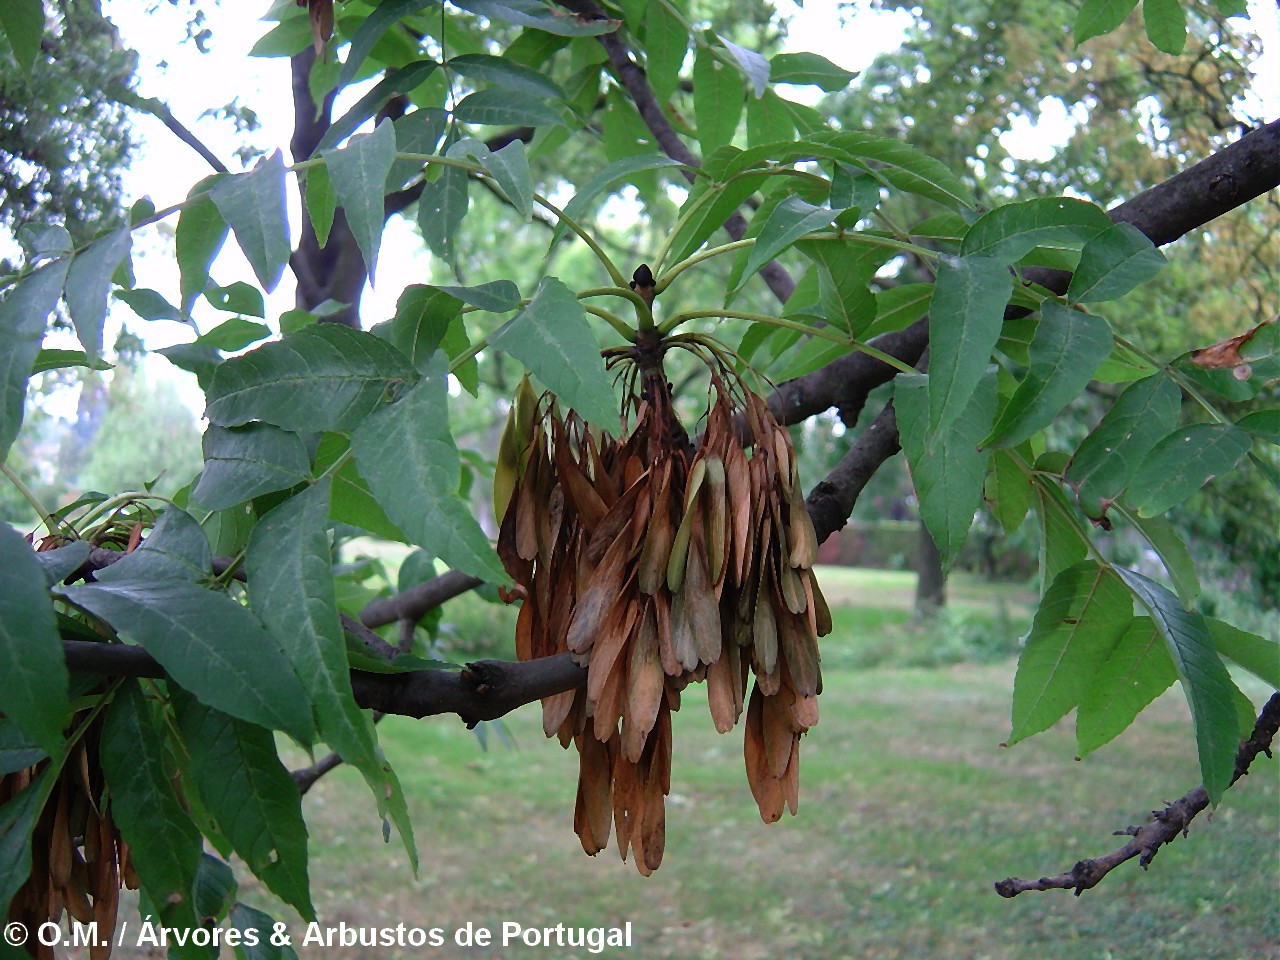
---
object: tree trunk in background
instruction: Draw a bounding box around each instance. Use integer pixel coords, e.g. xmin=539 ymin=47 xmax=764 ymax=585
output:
xmin=915 ymin=523 xmax=946 ymax=618
xmin=289 ymin=48 xmax=367 ymax=328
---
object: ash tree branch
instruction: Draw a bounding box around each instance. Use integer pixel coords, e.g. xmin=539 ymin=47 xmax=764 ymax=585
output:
xmin=43 ymin=124 xmax=1280 ymax=742
xmin=800 ymin=118 xmax=1280 ymax=544
xmin=995 ymin=693 xmax=1280 ymax=898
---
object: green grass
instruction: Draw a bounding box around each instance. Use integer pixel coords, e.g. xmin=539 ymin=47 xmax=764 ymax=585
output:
xmin=245 ymin=672 xmax=1275 ymax=960
xmin=134 ymin=565 xmax=1272 ymax=960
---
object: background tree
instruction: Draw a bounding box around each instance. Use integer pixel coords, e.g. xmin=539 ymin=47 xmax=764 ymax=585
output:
xmin=0 ymin=0 xmax=1277 ymax=951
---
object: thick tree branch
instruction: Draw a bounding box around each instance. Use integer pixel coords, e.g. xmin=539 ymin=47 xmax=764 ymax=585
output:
xmin=806 ymin=400 xmax=902 ymax=546
xmin=61 ymin=639 xmax=585 ymax=729
xmin=995 ymin=693 xmax=1280 ymax=898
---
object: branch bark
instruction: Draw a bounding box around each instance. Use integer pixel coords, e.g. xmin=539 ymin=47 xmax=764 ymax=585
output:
xmin=995 ymin=693 xmax=1280 ymax=897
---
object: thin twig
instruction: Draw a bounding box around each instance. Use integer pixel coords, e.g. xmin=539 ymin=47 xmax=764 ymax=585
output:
xmin=995 ymin=693 xmax=1280 ymax=897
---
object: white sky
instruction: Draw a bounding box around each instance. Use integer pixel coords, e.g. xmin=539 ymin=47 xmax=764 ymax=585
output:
xmin=71 ymin=0 xmax=1279 ymax=410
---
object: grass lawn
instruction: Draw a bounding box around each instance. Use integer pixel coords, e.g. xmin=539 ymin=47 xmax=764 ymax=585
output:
xmin=216 ymin=569 xmax=1278 ymax=960
xmin=265 ymin=665 xmax=1278 ymax=960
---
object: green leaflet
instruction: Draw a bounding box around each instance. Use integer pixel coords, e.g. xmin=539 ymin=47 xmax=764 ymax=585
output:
xmin=1075 ymin=0 xmax=1139 ymax=44
xmin=17 ymin=224 xmax=72 ymax=259
xmin=1143 ymin=0 xmax=1187 ymax=53
xmin=0 ymin=0 xmax=44 ymax=74
xmin=896 ymin=371 xmax=996 ymax=570
xmin=336 ymin=0 xmax=433 ymax=89
xmin=246 ymin=481 xmax=380 ymax=773
xmin=554 ymin=154 xmax=685 ymax=247
xmin=769 ymin=51 xmax=857 ymax=91
xmin=452 ymin=138 xmax=535 ymax=221
xmin=175 ymin=178 xmax=230 ymax=312
xmin=417 ymin=164 xmax=470 ymax=269
xmin=211 ymin=151 xmax=291 ymax=292
xmin=156 ymin=342 xmax=221 ymax=391
xmin=0 ymin=721 xmax=45 ymax=776
xmin=1067 ymin=222 xmax=1167 ymax=302
xmin=644 ymin=0 xmax=686 ymax=103
xmin=453 ymin=88 xmax=565 ymax=127
xmin=488 ymin=277 xmax=618 ymax=432
xmin=351 ymin=357 xmax=509 ymax=584
xmin=1206 ymin=618 xmax=1280 ymax=690
xmin=926 ymin=255 xmax=1012 ymax=438
xmin=987 ymin=301 xmax=1114 ymax=448
xmin=115 ymin=287 xmax=182 ymax=323
xmin=247 ymin=480 xmax=418 ymax=869
xmin=323 ymin=118 xmax=397 ymax=282
xmin=313 ymin=434 xmax=406 ymax=542
xmin=1008 ymin=561 xmax=1133 ymax=745
xmin=984 ymin=447 xmax=1033 ymax=533
xmin=0 ymin=770 xmax=52 ymax=919
xmin=0 ymin=523 xmax=68 ymax=758
xmin=304 ymin=160 xmax=337 ymax=250
xmin=385 ymin=285 xmax=465 ymax=370
xmin=1065 ymin=373 xmax=1181 ymax=517
xmin=30 ymin=348 xmax=111 ymax=375
xmin=0 ymin=258 xmax=68 ymax=461
xmin=231 ymin=903 xmax=302 ymax=960
xmin=718 ymin=35 xmax=770 ymax=98
xmin=174 ymin=693 xmax=314 ymax=919
xmin=205 ymin=324 xmax=416 ymax=433
xmin=58 ymin=579 xmax=314 ymax=743
xmin=315 ymin=60 xmax=439 ymax=154
xmin=448 ymin=53 xmax=566 ymax=100
xmin=389 ymin=108 xmax=447 ymax=190
xmin=666 ymin=171 xmax=770 ymax=266
xmin=196 ymin=318 xmax=271 ymax=352
xmin=746 ymin=89 xmax=795 ymax=147
xmin=1033 ymin=474 xmax=1090 ymax=593
xmin=1128 ymin=423 xmax=1252 ymax=517
xmin=193 ymin=423 xmax=311 ymax=510
xmin=735 ymin=200 xmax=836 ymax=295
xmin=807 ymin=130 xmax=971 ymax=210
xmin=694 ymin=46 xmax=745 ymax=156
xmin=434 ymin=279 xmax=522 ymax=312
xmin=864 ymin=283 xmax=933 ymax=340
xmin=1114 ymin=507 xmax=1200 ymax=606
xmin=95 ymin=507 xmax=211 ymax=584
xmin=1116 ymin=568 xmax=1239 ymax=803
xmin=32 ymin=540 xmax=91 ymax=587
xmin=100 ymin=682 xmax=202 ymax=926
xmin=1076 ymin=616 xmax=1177 ymax=756
xmin=1235 ymin=409 xmax=1280 ymax=444
xmin=205 ymin=280 xmax=266 ymax=318
xmin=960 ymin=197 xmax=1112 ymax=263
xmin=64 ymin=228 xmax=132 ymax=359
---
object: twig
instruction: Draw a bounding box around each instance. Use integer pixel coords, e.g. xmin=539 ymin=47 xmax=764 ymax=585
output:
xmin=995 ymin=693 xmax=1280 ymax=897
xmin=292 ymin=751 xmax=345 ymax=793
xmin=358 ymin=570 xmax=482 ymax=629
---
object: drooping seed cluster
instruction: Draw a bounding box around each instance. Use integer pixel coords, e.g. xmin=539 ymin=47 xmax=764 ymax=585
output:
xmin=3 ymin=728 xmax=137 ymax=960
xmin=497 ymin=365 xmax=830 ymax=874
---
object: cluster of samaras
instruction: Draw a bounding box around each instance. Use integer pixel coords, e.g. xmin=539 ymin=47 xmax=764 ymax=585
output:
xmin=4 ymin=729 xmax=137 ymax=960
xmin=496 ymin=361 xmax=830 ymax=875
